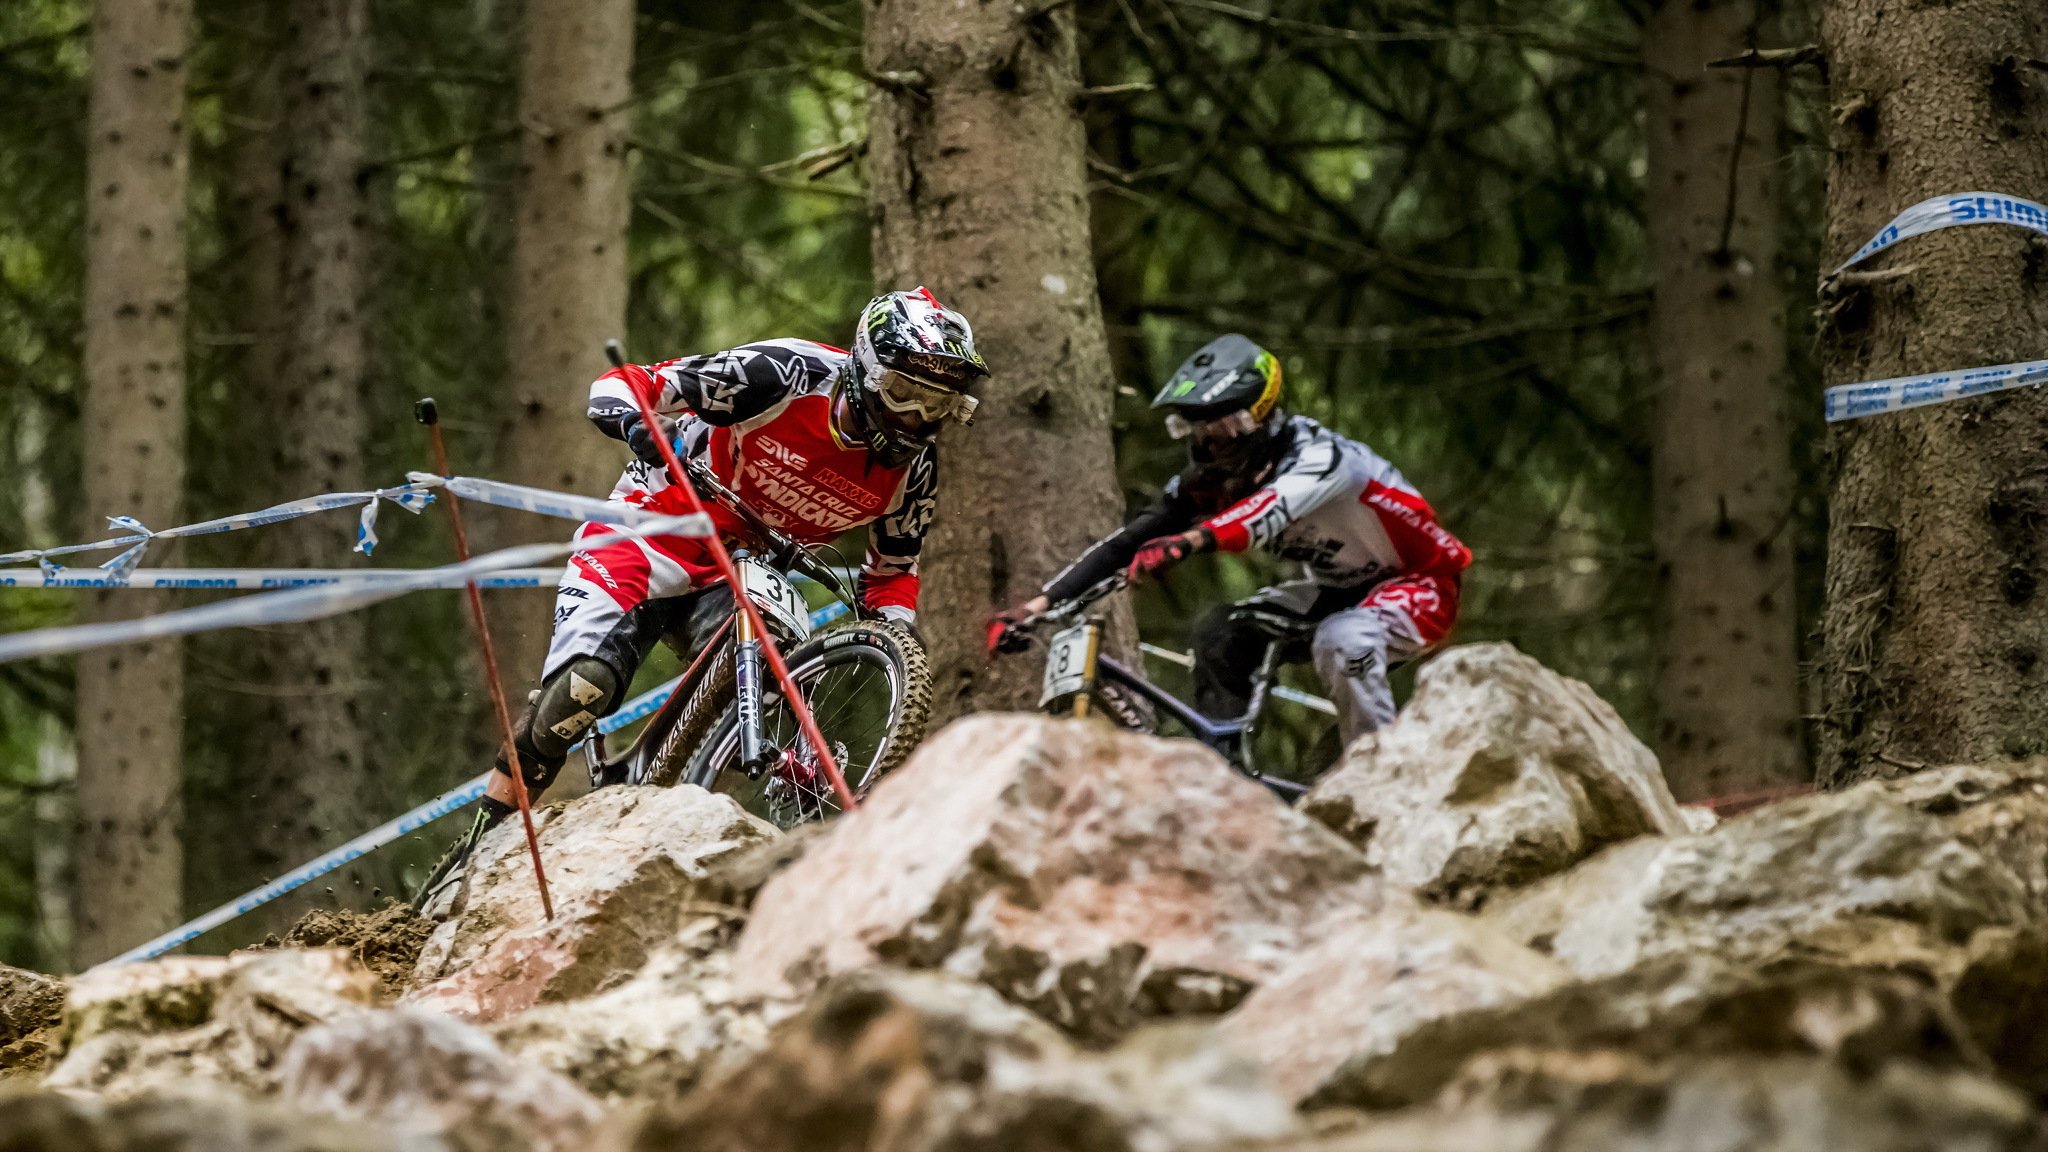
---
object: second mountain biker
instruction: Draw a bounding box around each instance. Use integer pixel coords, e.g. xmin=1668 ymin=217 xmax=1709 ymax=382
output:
xmin=992 ymin=333 xmax=1470 ymax=751
xmin=423 ymin=288 xmax=988 ymax=894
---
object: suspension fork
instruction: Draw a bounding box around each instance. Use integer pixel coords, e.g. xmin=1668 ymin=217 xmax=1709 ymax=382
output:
xmin=731 ymin=549 xmax=772 ymax=775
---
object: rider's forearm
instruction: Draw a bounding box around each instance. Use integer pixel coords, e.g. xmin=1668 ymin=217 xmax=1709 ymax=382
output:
xmin=858 ymin=567 xmax=919 ymax=620
xmin=589 ymin=367 xmax=653 ymax=441
xmin=1042 ymin=504 xmax=1186 ymax=602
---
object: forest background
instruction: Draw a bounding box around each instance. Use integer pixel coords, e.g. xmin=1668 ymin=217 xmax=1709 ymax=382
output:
xmin=0 ymin=0 xmax=1924 ymax=972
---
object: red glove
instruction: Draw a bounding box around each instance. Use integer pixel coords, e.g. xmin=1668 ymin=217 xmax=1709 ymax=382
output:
xmin=1127 ymin=530 xmax=1210 ymax=583
xmin=986 ymin=606 xmax=1036 ymax=657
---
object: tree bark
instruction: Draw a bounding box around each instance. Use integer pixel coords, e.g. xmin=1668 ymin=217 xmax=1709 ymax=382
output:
xmin=1644 ymin=0 xmax=1804 ymax=801
xmin=23 ymin=407 xmax=77 ymax=969
xmin=75 ymin=0 xmax=193 ymax=966
xmin=1817 ymin=0 xmax=2048 ymax=785
xmin=865 ymin=0 xmax=1126 ymax=719
xmin=188 ymin=0 xmax=293 ymax=912
xmin=493 ymin=0 xmax=635 ymax=687
xmin=241 ymin=0 xmax=374 ymax=875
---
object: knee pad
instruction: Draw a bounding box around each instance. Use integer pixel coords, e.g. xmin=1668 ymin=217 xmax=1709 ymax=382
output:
xmin=506 ymin=657 xmax=624 ymax=790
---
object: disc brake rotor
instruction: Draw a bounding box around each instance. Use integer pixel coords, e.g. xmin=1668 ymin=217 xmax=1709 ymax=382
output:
xmin=765 ymin=739 xmax=853 ymax=821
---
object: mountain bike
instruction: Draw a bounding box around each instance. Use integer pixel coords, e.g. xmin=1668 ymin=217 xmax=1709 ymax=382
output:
xmin=991 ymin=573 xmax=1324 ymax=800
xmin=584 ymin=457 xmax=930 ymax=828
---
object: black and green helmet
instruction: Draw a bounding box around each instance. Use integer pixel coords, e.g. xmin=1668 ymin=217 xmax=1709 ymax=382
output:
xmin=1152 ymin=334 xmax=1283 ymax=420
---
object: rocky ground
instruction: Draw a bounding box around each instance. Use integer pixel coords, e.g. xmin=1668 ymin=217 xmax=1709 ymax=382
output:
xmin=4 ymin=640 xmax=2046 ymax=1150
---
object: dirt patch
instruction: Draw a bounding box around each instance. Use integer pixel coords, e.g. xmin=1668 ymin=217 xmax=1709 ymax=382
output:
xmin=274 ymin=904 xmax=434 ymax=1000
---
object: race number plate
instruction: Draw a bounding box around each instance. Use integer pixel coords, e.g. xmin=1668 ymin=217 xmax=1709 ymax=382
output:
xmin=738 ymin=558 xmax=811 ymax=640
xmin=1040 ymin=622 xmax=1099 ymax=705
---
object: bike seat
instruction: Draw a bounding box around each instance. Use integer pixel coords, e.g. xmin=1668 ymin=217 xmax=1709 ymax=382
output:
xmin=1228 ymin=606 xmax=1315 ymax=642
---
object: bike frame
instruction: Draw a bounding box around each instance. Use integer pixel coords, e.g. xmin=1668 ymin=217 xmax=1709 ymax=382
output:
xmin=1042 ymin=612 xmax=1308 ymax=800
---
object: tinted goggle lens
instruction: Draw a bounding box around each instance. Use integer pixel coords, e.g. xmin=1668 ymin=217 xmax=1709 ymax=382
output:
xmin=876 ymin=370 xmax=979 ymax=426
xmin=1165 ymin=410 xmax=1258 ymax=441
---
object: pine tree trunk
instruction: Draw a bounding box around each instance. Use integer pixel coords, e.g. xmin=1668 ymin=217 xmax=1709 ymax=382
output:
xmin=23 ymin=408 xmax=76 ymax=969
xmin=1817 ymin=0 xmax=2048 ymax=785
xmin=1644 ymin=0 xmax=1804 ymax=800
xmin=190 ymin=1 xmax=293 ymax=912
xmin=866 ymin=0 xmax=1126 ymax=719
xmin=74 ymin=0 xmax=193 ymax=966
xmin=242 ymin=0 xmax=374 ymax=876
xmin=493 ymin=0 xmax=634 ymax=689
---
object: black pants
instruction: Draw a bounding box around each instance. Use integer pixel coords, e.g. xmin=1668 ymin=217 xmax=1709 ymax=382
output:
xmin=1188 ymin=582 xmax=1365 ymax=719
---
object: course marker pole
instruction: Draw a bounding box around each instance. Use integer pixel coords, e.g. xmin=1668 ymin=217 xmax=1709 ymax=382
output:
xmin=416 ymin=398 xmax=554 ymax=922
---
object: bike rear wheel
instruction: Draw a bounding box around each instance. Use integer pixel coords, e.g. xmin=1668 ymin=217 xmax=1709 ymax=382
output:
xmin=685 ymin=622 xmax=931 ymax=828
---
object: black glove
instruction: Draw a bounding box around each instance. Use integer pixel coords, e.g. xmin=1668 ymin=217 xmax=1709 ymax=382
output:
xmin=623 ymin=414 xmax=673 ymax=466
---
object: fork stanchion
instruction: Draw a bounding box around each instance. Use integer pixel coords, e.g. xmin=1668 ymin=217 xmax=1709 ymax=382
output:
xmin=607 ymin=347 xmax=859 ymax=813
xmin=416 ymin=398 xmax=555 ymax=921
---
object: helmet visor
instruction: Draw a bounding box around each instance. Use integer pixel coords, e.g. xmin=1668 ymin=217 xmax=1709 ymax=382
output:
xmin=874 ymin=369 xmax=981 ymax=427
xmin=1164 ymin=409 xmax=1259 ymax=444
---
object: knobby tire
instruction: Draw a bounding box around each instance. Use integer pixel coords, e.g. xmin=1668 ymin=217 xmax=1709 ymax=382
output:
xmin=682 ymin=621 xmax=932 ymax=826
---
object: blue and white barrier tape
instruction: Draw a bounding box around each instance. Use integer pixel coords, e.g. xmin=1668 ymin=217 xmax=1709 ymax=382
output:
xmin=0 ymin=567 xmax=566 ymax=590
xmin=407 ymin=473 xmax=684 ymax=528
xmin=0 ymin=512 xmax=712 ymax=664
xmin=105 ymin=772 xmax=493 ymax=965
xmin=0 ymin=471 xmax=678 ymax=583
xmin=1822 ymin=191 xmax=2048 ymax=422
xmin=1833 ymin=190 xmax=2048 ymax=275
xmin=0 ymin=483 xmax=437 ymax=573
xmin=1825 ymin=358 xmax=2048 ymax=422
xmin=109 ymin=672 xmax=686 ymax=965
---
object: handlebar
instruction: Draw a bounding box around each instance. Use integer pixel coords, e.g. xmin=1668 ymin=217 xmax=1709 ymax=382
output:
xmin=998 ymin=573 xmax=1129 ymax=652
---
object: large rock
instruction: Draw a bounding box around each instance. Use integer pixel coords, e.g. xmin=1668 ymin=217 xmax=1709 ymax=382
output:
xmin=732 ymin=714 xmax=1379 ymax=1041
xmin=1873 ymin=761 xmax=2048 ymax=903
xmin=0 ymin=963 xmax=65 ymax=1080
xmin=1230 ymin=1050 xmax=2041 ymax=1152
xmin=278 ymin=1008 xmax=605 ymax=1152
xmin=492 ymin=910 xmax=791 ymax=1099
xmin=1216 ymin=901 xmax=1569 ymax=1107
xmin=46 ymin=949 xmax=379 ymax=1099
xmin=408 ymin=784 xmax=777 ymax=1022
xmin=1484 ymin=785 xmax=2037 ymax=984
xmin=0 ymin=1087 xmax=437 ymax=1152
xmin=1285 ymin=952 xmax=1981 ymax=1111
xmin=1303 ymin=643 xmax=1687 ymax=905
xmin=59 ymin=955 xmax=246 ymax=1047
xmin=607 ymin=968 xmax=1297 ymax=1152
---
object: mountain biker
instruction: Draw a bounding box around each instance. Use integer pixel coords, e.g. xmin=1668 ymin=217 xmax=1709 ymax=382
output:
xmin=420 ymin=288 xmax=987 ymax=901
xmin=990 ymin=333 xmax=1469 ymax=750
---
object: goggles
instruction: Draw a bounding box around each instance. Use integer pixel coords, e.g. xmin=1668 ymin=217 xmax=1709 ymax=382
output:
xmin=1164 ymin=409 xmax=1260 ymax=442
xmin=874 ymin=369 xmax=980 ymax=426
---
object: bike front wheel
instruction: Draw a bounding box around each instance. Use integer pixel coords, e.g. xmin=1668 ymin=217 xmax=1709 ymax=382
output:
xmin=684 ymin=622 xmax=932 ymax=828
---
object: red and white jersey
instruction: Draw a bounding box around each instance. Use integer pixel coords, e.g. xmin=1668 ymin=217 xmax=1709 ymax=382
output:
xmin=587 ymin=339 xmax=934 ymax=618
xmin=1196 ymin=416 xmax=1470 ymax=587
xmin=1044 ymin=415 xmax=1468 ymax=601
